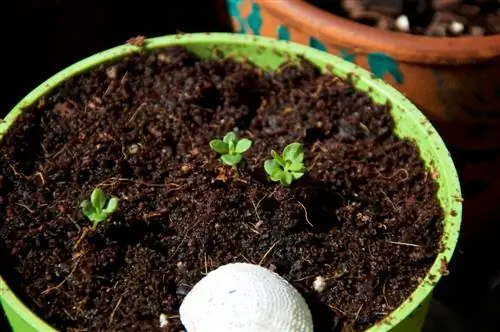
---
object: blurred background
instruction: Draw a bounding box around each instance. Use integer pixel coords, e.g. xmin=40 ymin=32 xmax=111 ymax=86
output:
xmin=1 ymin=0 xmax=499 ymax=331
xmin=0 ymin=0 xmax=232 ymax=114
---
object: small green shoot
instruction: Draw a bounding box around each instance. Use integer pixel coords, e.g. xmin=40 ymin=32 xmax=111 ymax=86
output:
xmin=80 ymin=188 xmax=119 ymax=230
xmin=209 ymin=131 xmax=253 ymax=174
xmin=264 ymin=142 xmax=307 ymax=187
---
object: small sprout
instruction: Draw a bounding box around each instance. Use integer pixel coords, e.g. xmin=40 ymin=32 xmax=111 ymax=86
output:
xmin=80 ymin=188 xmax=119 ymax=230
xmin=264 ymin=142 xmax=307 ymax=187
xmin=209 ymin=132 xmax=253 ymax=173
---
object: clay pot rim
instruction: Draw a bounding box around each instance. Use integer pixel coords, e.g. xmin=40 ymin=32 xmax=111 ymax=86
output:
xmin=255 ymin=0 xmax=500 ymax=65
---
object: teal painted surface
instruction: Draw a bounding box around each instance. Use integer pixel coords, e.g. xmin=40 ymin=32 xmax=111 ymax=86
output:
xmin=367 ymin=52 xmax=404 ymax=84
xmin=227 ymin=0 xmax=246 ymax=33
xmin=309 ymin=37 xmax=327 ymax=52
xmin=339 ymin=48 xmax=356 ymax=63
xmin=225 ymin=1 xmax=405 ymax=86
xmin=247 ymin=2 xmax=262 ymax=35
xmin=277 ymin=24 xmax=291 ymax=41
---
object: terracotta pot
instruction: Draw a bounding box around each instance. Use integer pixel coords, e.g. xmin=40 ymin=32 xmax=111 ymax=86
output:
xmin=225 ymin=0 xmax=500 ymax=241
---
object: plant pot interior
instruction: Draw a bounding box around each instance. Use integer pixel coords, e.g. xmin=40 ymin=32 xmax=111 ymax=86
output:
xmin=0 ymin=34 xmax=460 ymax=332
xmin=307 ymin=0 xmax=499 ymax=36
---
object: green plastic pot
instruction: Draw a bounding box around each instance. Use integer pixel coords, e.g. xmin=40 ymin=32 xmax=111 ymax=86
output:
xmin=0 ymin=33 xmax=461 ymax=332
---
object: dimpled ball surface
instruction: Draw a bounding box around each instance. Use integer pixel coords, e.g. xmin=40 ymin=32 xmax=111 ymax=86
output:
xmin=179 ymin=262 xmax=314 ymax=332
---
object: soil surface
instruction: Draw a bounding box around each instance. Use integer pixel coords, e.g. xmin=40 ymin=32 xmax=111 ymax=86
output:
xmin=0 ymin=46 xmax=443 ymax=331
xmin=308 ymin=0 xmax=500 ymax=36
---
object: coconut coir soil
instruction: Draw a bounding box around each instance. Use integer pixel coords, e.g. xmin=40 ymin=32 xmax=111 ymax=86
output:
xmin=0 ymin=46 xmax=443 ymax=331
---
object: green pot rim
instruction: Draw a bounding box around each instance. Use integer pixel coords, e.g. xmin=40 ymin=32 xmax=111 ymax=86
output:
xmin=0 ymin=33 xmax=462 ymax=332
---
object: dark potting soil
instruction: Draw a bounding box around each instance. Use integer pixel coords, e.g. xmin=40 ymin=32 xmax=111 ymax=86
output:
xmin=0 ymin=46 xmax=443 ymax=332
xmin=308 ymin=0 xmax=500 ymax=36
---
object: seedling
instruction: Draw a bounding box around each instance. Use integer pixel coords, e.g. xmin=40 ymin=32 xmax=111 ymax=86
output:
xmin=80 ymin=188 xmax=119 ymax=230
xmin=209 ymin=132 xmax=253 ymax=174
xmin=264 ymin=142 xmax=307 ymax=187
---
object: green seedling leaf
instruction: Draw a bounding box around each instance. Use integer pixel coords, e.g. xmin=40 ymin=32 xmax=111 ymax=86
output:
xmin=288 ymin=160 xmax=307 ymax=173
xmin=294 ymin=151 xmax=304 ymax=164
xmin=93 ymin=212 xmax=109 ymax=223
xmin=80 ymin=200 xmax=95 ymax=218
xmin=264 ymin=160 xmax=281 ymax=180
xmin=221 ymin=154 xmax=243 ymax=166
xmin=264 ymin=159 xmax=279 ymax=174
xmin=103 ymin=197 xmax=119 ymax=214
xmin=282 ymin=171 xmax=293 ymax=187
xmin=235 ymin=138 xmax=252 ymax=154
xmin=209 ymin=139 xmax=229 ymax=154
xmin=291 ymin=171 xmax=305 ymax=180
xmin=91 ymin=213 xmax=109 ymax=230
xmin=283 ymin=142 xmax=304 ymax=163
xmin=271 ymin=150 xmax=285 ymax=167
xmin=91 ymin=188 xmax=106 ymax=210
xmin=81 ymin=188 xmax=119 ymax=230
xmin=210 ymin=132 xmax=253 ymax=170
xmin=265 ymin=142 xmax=307 ymax=187
xmin=270 ymin=171 xmax=283 ymax=182
xmin=228 ymin=140 xmax=236 ymax=154
xmin=223 ymin=132 xmax=237 ymax=144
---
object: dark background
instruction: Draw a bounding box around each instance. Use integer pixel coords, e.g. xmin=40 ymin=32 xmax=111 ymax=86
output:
xmin=0 ymin=0 xmax=232 ymax=115
xmin=1 ymin=1 xmax=499 ymax=331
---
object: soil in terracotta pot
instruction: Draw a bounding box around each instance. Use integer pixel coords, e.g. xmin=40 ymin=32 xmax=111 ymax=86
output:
xmin=308 ymin=0 xmax=500 ymax=36
xmin=0 ymin=46 xmax=444 ymax=332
